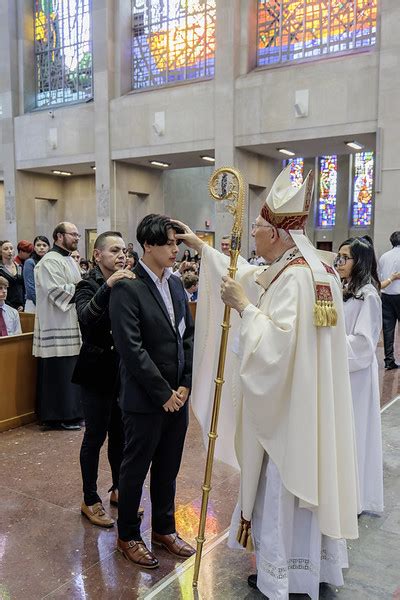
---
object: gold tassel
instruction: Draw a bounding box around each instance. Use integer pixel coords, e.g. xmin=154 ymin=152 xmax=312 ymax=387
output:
xmin=314 ymin=299 xmax=338 ymax=328
xmin=236 ymin=515 xmax=254 ymax=551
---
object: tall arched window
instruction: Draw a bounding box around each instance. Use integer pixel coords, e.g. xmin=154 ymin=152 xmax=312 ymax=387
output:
xmin=284 ymin=157 xmax=304 ymax=188
xmin=34 ymin=0 xmax=93 ymax=108
xmin=352 ymin=152 xmax=374 ymax=227
xmin=132 ymin=0 xmax=216 ymax=90
xmin=317 ymin=155 xmax=337 ymax=228
xmin=257 ymin=0 xmax=377 ymax=67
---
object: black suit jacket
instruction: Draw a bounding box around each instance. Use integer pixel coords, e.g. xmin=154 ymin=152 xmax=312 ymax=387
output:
xmin=72 ymin=267 xmax=119 ymax=393
xmin=109 ymin=263 xmax=194 ymax=413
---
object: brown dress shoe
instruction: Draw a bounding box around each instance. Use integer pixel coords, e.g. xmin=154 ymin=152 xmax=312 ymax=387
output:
xmin=109 ymin=490 xmax=144 ymax=517
xmin=152 ymin=532 xmax=196 ymax=558
xmin=117 ymin=538 xmax=159 ymax=569
xmin=81 ymin=502 xmax=114 ymax=528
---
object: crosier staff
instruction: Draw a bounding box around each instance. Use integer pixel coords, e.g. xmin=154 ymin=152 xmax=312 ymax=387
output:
xmin=192 ymin=166 xmax=246 ymax=588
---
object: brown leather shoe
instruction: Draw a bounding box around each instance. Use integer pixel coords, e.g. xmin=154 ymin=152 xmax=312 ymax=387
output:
xmin=152 ymin=532 xmax=196 ymax=558
xmin=117 ymin=538 xmax=159 ymax=569
xmin=81 ymin=502 xmax=114 ymax=528
xmin=109 ymin=490 xmax=144 ymax=517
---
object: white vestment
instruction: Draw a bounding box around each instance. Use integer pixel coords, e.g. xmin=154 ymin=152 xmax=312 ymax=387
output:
xmin=344 ymin=283 xmax=384 ymax=514
xmin=191 ymin=245 xmax=359 ymax=597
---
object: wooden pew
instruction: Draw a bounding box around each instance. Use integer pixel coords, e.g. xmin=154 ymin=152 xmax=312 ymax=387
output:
xmin=19 ymin=312 xmax=35 ymax=333
xmin=188 ymin=301 xmax=197 ymax=322
xmin=0 ymin=314 xmax=37 ymax=432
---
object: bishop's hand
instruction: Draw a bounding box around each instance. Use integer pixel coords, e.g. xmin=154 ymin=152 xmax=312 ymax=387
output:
xmin=173 ymin=220 xmax=205 ymax=255
xmin=220 ymin=276 xmax=250 ymax=314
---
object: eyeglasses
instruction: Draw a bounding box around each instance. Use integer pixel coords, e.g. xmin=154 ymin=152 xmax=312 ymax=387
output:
xmin=334 ymin=255 xmax=354 ymax=267
xmin=251 ymin=223 xmax=273 ymax=230
xmin=64 ymin=232 xmax=81 ymax=239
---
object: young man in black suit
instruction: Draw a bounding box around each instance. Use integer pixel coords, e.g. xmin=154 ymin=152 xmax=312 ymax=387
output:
xmin=109 ymin=214 xmax=195 ymax=569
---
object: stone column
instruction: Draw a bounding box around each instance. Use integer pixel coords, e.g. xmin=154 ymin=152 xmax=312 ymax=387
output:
xmin=92 ymin=0 xmax=115 ymax=233
xmin=374 ymin=0 xmax=400 ymax=257
xmin=0 ymin=0 xmax=19 ymax=243
xmin=213 ymin=0 xmax=279 ymax=257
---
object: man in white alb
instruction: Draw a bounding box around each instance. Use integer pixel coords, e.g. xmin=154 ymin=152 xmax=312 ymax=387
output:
xmin=176 ymin=165 xmax=359 ymax=599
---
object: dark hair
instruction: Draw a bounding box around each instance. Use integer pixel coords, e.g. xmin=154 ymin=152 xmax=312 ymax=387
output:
xmin=183 ymin=249 xmax=192 ymax=260
xmin=182 ymin=273 xmax=199 ymax=289
xmin=339 ymin=236 xmax=380 ymax=301
xmin=136 ymin=214 xmax=184 ymax=251
xmin=52 ymin=223 xmax=67 ymax=242
xmin=126 ymin=250 xmax=139 ymax=267
xmin=94 ymin=231 xmax=123 ymax=250
xmin=79 ymin=259 xmax=89 ymax=268
xmin=390 ymin=231 xmax=400 ymax=247
xmin=31 ymin=235 xmax=51 ymax=263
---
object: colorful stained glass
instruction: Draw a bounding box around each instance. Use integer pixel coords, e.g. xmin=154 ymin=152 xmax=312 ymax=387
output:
xmin=257 ymin=0 xmax=377 ymax=66
xmin=131 ymin=0 xmax=216 ymax=89
xmin=34 ymin=0 xmax=92 ymax=108
xmin=352 ymin=152 xmax=374 ymax=227
xmin=284 ymin=158 xmax=304 ymax=188
xmin=318 ymin=155 xmax=337 ymax=227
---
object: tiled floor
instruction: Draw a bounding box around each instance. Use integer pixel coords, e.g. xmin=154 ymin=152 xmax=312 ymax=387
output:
xmin=0 ymin=344 xmax=399 ymax=599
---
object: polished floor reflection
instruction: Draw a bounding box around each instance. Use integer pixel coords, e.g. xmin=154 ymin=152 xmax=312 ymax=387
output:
xmin=0 ymin=344 xmax=399 ymax=599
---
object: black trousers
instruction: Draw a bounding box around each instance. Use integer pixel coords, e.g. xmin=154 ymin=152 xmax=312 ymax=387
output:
xmin=118 ymin=407 xmax=188 ymax=541
xmin=79 ymin=386 xmax=124 ymax=506
xmin=382 ymin=293 xmax=400 ymax=367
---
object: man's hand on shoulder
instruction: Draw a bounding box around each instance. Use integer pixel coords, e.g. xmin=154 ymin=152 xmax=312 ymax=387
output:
xmin=163 ymin=390 xmax=185 ymax=412
xmin=107 ymin=268 xmax=135 ymax=288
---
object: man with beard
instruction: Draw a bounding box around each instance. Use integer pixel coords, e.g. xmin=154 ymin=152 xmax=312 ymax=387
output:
xmin=33 ymin=222 xmax=83 ymax=430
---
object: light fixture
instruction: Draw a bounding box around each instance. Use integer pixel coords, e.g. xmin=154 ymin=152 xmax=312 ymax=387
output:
xmin=345 ymin=141 xmax=364 ymax=151
xmin=277 ymin=148 xmax=296 ymax=156
xmin=52 ymin=170 xmax=72 ymax=176
xmin=201 ymin=155 xmax=215 ymax=163
xmin=91 ymin=165 xmax=96 ymax=171
xmin=149 ymin=160 xmax=170 ymax=168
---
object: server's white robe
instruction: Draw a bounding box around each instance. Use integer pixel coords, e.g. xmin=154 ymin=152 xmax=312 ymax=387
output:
xmin=344 ymin=283 xmax=384 ymax=514
xmin=191 ymin=245 xmax=359 ymax=598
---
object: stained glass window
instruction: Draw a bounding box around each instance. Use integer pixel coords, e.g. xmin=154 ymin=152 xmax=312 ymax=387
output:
xmin=34 ymin=0 xmax=93 ymax=108
xmin=131 ymin=0 xmax=216 ymax=90
xmin=317 ymin=155 xmax=337 ymax=227
xmin=284 ymin=157 xmax=304 ymax=188
xmin=257 ymin=0 xmax=377 ymax=67
xmin=352 ymin=152 xmax=374 ymax=227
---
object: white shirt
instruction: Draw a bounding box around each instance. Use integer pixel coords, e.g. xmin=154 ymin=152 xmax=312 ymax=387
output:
xmin=139 ymin=260 xmax=176 ymax=328
xmin=0 ymin=302 xmax=22 ymax=336
xmin=378 ymin=246 xmax=400 ymax=295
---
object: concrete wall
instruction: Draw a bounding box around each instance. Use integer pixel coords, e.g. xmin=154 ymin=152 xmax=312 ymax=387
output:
xmin=1 ymin=0 xmax=399 ymax=258
xmin=110 ymin=81 xmax=215 ymax=160
xmin=15 ymin=171 xmax=64 ymax=243
xmin=0 ymin=182 xmax=5 ymax=239
xmin=14 ymin=106 xmax=95 ymax=169
xmin=114 ymin=162 xmax=164 ymax=254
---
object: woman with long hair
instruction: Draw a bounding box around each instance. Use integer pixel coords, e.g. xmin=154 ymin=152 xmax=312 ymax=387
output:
xmin=0 ymin=241 xmax=25 ymax=311
xmin=334 ymin=236 xmax=383 ymax=514
xmin=23 ymin=236 xmax=50 ymax=312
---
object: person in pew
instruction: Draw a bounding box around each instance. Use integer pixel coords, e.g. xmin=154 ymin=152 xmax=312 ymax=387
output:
xmin=182 ymin=272 xmax=199 ymax=302
xmin=33 ymin=222 xmax=83 ymax=431
xmin=0 ymin=241 xmax=25 ymax=311
xmin=0 ymin=276 xmax=22 ymax=336
xmin=109 ymin=214 xmax=195 ymax=569
xmin=72 ymin=231 xmax=134 ymax=528
xmin=23 ymin=236 xmax=50 ymax=313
